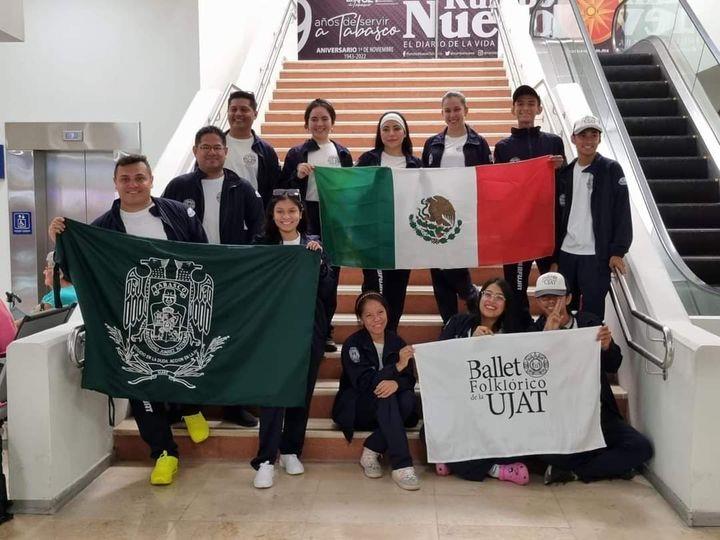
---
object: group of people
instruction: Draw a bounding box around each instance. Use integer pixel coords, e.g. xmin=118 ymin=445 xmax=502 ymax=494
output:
xmin=44 ymin=83 xmax=650 ymax=491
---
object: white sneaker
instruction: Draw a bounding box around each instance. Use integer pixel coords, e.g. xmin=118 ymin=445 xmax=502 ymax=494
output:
xmin=359 ymin=447 xmax=383 ymax=478
xmin=279 ymin=453 xmax=305 ymax=475
xmin=391 ymin=466 xmax=421 ymax=491
xmin=253 ymin=461 xmax=275 ymax=489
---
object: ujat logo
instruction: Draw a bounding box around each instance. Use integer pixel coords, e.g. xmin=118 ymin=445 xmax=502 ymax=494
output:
xmin=467 ymin=353 xmax=550 ymax=419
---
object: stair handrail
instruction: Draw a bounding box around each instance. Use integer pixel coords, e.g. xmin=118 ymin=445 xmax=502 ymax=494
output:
xmin=562 ymin=0 xmax=720 ymax=302
xmin=609 ymin=270 xmax=675 ymax=380
xmin=254 ymin=0 xmax=297 ymax=116
xmin=208 ymin=83 xmax=241 ymax=129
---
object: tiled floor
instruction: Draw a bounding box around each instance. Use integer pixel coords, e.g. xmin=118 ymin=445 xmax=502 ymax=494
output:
xmin=1 ymin=461 xmax=719 ymax=539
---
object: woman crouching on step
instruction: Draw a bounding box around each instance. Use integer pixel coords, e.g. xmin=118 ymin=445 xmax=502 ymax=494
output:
xmin=332 ymin=292 xmax=421 ymax=491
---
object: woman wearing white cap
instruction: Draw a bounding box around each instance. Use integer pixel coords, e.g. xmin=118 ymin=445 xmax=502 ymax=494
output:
xmin=356 ymin=112 xmax=421 ymax=333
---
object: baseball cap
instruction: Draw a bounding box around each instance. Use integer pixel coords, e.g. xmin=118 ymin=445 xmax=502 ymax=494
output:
xmin=572 ymin=115 xmax=603 ymax=135
xmin=534 ymin=272 xmax=568 ymax=297
xmin=512 ymin=85 xmax=541 ymax=104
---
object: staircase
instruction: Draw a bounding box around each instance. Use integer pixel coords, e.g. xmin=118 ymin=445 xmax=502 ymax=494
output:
xmin=115 ymin=58 xmax=627 ymax=461
xmin=599 ymin=52 xmax=720 ymax=287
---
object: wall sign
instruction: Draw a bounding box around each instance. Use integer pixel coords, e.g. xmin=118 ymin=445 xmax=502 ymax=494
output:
xmin=297 ymin=0 xmax=498 ymax=60
xmin=12 ymin=212 xmax=32 ymax=235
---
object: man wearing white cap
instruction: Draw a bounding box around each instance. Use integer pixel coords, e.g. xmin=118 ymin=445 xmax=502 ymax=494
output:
xmin=553 ymin=116 xmax=632 ymax=318
xmin=531 ymin=272 xmax=653 ymax=484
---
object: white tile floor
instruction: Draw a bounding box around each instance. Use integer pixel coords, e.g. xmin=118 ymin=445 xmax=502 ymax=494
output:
xmin=1 ymin=461 xmax=719 ymax=539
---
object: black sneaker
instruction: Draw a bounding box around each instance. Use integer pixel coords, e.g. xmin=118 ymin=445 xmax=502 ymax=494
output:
xmin=222 ymin=406 xmax=258 ymax=427
xmin=324 ymin=339 xmax=338 ymax=353
xmin=543 ymin=465 xmax=577 ymax=485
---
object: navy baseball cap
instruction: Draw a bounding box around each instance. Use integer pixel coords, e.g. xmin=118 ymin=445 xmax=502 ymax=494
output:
xmin=512 ymin=85 xmax=541 ymax=104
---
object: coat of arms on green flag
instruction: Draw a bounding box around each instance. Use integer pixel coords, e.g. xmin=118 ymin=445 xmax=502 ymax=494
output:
xmin=55 ymin=219 xmax=320 ymax=407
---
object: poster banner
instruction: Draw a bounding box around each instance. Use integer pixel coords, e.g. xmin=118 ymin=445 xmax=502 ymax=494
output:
xmin=415 ymin=327 xmax=606 ymax=463
xmin=297 ymin=0 xmax=498 ymax=60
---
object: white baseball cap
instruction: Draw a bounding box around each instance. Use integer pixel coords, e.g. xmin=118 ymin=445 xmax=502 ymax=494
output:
xmin=572 ymin=115 xmax=603 ymax=135
xmin=534 ymin=272 xmax=568 ymax=297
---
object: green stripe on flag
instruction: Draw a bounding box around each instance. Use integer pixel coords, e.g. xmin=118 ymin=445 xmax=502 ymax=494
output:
xmin=315 ymin=166 xmax=395 ymax=269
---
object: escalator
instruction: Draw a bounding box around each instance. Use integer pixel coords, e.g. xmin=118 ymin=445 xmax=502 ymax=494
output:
xmin=599 ymin=52 xmax=720 ymax=287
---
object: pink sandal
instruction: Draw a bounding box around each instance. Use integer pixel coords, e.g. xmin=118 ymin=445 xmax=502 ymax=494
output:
xmin=435 ymin=463 xmax=451 ymax=476
xmin=497 ymin=463 xmax=529 ymax=485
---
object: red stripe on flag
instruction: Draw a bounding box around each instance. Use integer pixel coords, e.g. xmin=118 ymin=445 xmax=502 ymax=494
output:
xmin=475 ymin=156 xmax=555 ymax=265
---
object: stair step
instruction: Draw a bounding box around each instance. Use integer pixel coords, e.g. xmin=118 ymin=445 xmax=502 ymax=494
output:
xmin=669 ymin=228 xmax=720 ymax=256
xmin=283 ymin=58 xmax=505 ymax=69
xmin=623 ymin=116 xmax=688 ymax=136
xmin=658 ymin=202 xmax=720 ymax=228
xmin=333 ymin=313 xmax=443 ymax=344
xmin=261 ymin=120 xmax=514 ymax=135
xmin=610 ymin=81 xmax=669 ymax=99
xmin=338 ymin=266 xmax=523 ymax=286
xmin=273 ymin=87 xmax=510 ymax=100
xmin=268 ymin=97 xmax=512 ymax=111
xmin=630 ymin=135 xmax=697 ymax=157
xmin=277 ymin=77 xmax=509 ymax=89
xmin=335 ymin=284 xmax=543 ymax=316
xmin=639 ymin=156 xmax=708 ymax=179
xmin=114 ymin=417 xmax=427 ymax=462
xmin=682 ymin=256 xmax=720 ymax=286
xmin=280 ymin=67 xmax=508 ymax=79
xmin=602 ymin=65 xmax=662 ymax=82
xmin=265 ymin=109 xmax=514 ymax=123
xmin=615 ymin=97 xmax=678 ymax=116
xmin=598 ymin=53 xmax=654 ymax=66
xmin=648 ymin=178 xmax=719 ymax=204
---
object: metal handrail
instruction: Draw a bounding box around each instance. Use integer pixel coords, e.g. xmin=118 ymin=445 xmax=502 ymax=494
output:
xmin=255 ymin=0 xmax=297 ymax=111
xmin=67 ymin=324 xmax=85 ymax=369
xmin=609 ymin=270 xmax=674 ymax=380
xmin=677 ymin=0 xmax=720 ymax=66
xmin=209 ymin=83 xmax=241 ymax=129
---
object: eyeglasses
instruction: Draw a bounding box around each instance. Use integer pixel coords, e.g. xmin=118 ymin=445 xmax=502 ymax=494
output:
xmin=197 ymin=145 xmax=225 ymax=152
xmin=481 ymin=290 xmax=506 ymax=302
xmin=272 ymin=189 xmax=301 ymax=199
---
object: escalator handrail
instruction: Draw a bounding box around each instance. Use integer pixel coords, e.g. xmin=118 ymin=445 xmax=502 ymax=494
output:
xmin=563 ymin=0 xmax=720 ymax=300
xmin=677 ymin=0 xmax=720 ymax=66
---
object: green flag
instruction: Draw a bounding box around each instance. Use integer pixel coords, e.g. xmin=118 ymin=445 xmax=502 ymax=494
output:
xmin=55 ymin=219 xmax=319 ymax=407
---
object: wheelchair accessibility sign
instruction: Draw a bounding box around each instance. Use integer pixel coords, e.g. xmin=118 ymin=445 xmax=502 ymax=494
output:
xmin=12 ymin=212 xmax=32 ymax=235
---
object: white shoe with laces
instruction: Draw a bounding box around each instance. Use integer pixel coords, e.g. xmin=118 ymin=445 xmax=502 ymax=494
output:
xmin=391 ymin=466 xmax=421 ymax=491
xmin=279 ymin=453 xmax=305 ymax=475
xmin=253 ymin=461 xmax=275 ymax=489
xmin=359 ymin=447 xmax=383 ymax=478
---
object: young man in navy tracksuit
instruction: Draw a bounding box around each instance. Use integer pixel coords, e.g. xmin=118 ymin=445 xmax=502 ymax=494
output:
xmin=554 ymin=116 xmax=632 ymax=319
xmin=493 ymin=85 xmax=566 ymax=327
xmin=530 ymin=272 xmax=653 ymax=484
xmin=223 ymin=89 xmax=281 ymax=208
xmin=49 ymin=154 xmax=210 ymax=486
xmin=163 ymin=125 xmax=264 ymax=428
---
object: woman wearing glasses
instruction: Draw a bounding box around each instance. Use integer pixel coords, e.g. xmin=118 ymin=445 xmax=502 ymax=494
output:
xmin=356 ymin=111 xmax=420 ymax=333
xmin=280 ymin=98 xmax=353 ymax=352
xmin=432 ymin=278 xmax=530 ymax=484
xmin=250 ymin=189 xmax=335 ymax=489
xmin=422 ymin=91 xmax=492 ymax=325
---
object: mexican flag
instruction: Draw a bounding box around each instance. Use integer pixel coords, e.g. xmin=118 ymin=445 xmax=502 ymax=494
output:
xmin=54 ymin=219 xmax=319 ymax=406
xmin=315 ymin=156 xmax=555 ymax=269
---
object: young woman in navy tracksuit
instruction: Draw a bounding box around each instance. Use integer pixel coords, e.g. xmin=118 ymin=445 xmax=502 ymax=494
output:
xmin=421 ymin=91 xmax=491 ymax=324
xmin=356 ymin=111 xmax=422 ymax=333
xmin=280 ymin=98 xmax=353 ymax=352
xmin=433 ymin=278 xmax=530 ymax=484
xmin=250 ymin=189 xmax=335 ymax=489
xmin=332 ymin=292 xmax=421 ymax=490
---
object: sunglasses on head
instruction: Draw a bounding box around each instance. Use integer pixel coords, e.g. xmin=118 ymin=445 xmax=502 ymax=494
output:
xmin=272 ymin=189 xmax=302 ymax=200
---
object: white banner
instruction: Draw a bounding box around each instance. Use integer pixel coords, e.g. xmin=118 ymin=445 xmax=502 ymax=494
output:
xmin=415 ymin=327 xmax=606 ymax=463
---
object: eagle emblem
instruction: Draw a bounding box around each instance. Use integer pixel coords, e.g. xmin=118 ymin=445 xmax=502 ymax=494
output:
xmin=408 ymin=195 xmax=463 ymax=244
xmin=105 ymin=257 xmax=229 ymax=389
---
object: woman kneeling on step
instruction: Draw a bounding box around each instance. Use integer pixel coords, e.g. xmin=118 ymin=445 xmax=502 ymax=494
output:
xmin=433 ymin=278 xmax=530 ymax=485
xmin=332 ymin=292 xmax=421 ymax=491
xmin=250 ymin=189 xmax=335 ymax=489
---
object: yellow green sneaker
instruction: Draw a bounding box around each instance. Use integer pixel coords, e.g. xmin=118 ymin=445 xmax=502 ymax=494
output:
xmin=150 ymin=451 xmax=178 ymax=485
xmin=183 ymin=412 xmax=210 ymax=443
